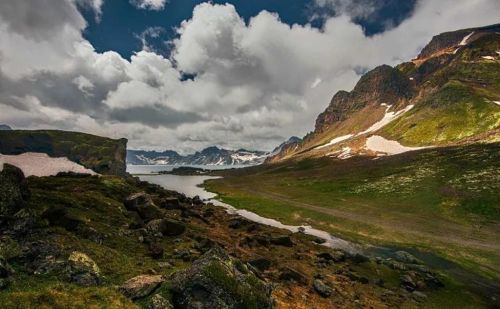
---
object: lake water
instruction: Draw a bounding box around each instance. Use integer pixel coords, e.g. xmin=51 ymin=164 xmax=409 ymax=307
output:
xmin=128 ymin=164 xmax=358 ymax=252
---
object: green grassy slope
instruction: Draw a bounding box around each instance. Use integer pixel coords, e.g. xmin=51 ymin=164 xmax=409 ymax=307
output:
xmin=206 ymin=143 xmax=500 ymax=280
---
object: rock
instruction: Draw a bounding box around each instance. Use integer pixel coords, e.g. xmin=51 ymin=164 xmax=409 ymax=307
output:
xmin=345 ymin=272 xmax=369 ymax=284
xmin=400 ymin=274 xmax=416 ymax=291
xmin=128 ymin=211 xmax=145 ymax=229
xmin=317 ymin=251 xmax=345 ymax=263
xmin=270 ymin=235 xmax=294 ymax=247
xmin=348 ymin=253 xmax=370 ymax=264
xmin=0 ymin=164 xmax=30 ymax=218
xmin=170 ymin=247 xmax=272 ymax=309
xmin=120 ymin=274 xmax=165 ymax=299
xmin=0 ymin=278 xmax=9 ymax=289
xmin=148 ymin=242 xmax=164 ymax=259
xmin=239 ymin=235 xmax=271 ymax=248
xmin=279 ymin=267 xmax=308 ymax=285
xmin=146 ymin=218 xmax=186 ymax=236
xmin=313 ymin=279 xmax=333 ymax=297
xmin=149 ymin=294 xmax=173 ymax=309
xmin=65 ymin=251 xmax=101 ymax=286
xmin=228 ymin=217 xmax=250 ymax=229
xmin=192 ymin=195 xmax=203 ymax=206
xmin=313 ymin=237 xmax=326 ymax=244
xmin=0 ymin=256 xmax=14 ymax=278
xmin=424 ymin=273 xmax=444 ymax=289
xmin=42 ymin=207 xmax=82 ymax=232
xmin=412 ymin=291 xmax=427 ymax=301
xmin=248 ymin=258 xmax=272 ymax=272
xmin=394 ymin=251 xmax=420 ymax=264
xmin=159 ymin=197 xmax=180 ymax=210
xmin=11 ymin=208 xmax=37 ymax=235
xmin=124 ymin=192 xmax=162 ymax=222
xmin=194 ymin=237 xmax=215 ymax=253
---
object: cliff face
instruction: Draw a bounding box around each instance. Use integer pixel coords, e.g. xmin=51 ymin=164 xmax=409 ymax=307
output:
xmin=315 ymin=65 xmax=413 ymax=133
xmin=0 ymin=130 xmax=127 ymax=175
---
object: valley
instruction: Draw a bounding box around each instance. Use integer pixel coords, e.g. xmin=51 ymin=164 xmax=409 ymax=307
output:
xmin=206 ymin=143 xmax=500 ymax=281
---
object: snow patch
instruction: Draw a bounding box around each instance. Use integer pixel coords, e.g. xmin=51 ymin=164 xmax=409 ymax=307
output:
xmin=365 ymin=136 xmax=427 ymax=155
xmin=357 ymin=104 xmax=414 ymax=136
xmin=315 ymin=134 xmax=354 ymax=150
xmin=0 ymin=152 xmax=97 ymax=177
xmin=459 ymin=32 xmax=474 ymax=46
xmin=482 ymin=56 xmax=495 ymax=60
xmin=493 ymin=101 xmax=500 ymax=106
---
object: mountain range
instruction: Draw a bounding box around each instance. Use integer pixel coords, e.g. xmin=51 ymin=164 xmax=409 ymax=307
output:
xmin=267 ymin=23 xmax=500 ymax=162
xmin=127 ymin=146 xmax=268 ymax=165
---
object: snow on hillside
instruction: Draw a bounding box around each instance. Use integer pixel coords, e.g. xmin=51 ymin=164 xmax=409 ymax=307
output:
xmin=365 ymin=136 xmax=428 ymax=155
xmin=0 ymin=152 xmax=97 ymax=177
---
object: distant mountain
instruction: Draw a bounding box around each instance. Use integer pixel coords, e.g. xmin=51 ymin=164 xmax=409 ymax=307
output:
xmin=268 ymin=23 xmax=500 ymax=163
xmin=0 ymin=124 xmax=12 ymax=130
xmin=127 ymin=146 xmax=268 ymax=165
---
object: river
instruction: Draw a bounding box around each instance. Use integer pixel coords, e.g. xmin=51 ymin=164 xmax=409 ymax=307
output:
xmin=128 ymin=164 xmax=358 ymax=252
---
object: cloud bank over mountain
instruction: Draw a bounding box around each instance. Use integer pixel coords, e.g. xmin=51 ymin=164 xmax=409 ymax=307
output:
xmin=0 ymin=0 xmax=498 ymax=152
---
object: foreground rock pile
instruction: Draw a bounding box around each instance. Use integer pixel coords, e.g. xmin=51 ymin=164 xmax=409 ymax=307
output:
xmin=0 ymin=165 xmax=447 ymax=308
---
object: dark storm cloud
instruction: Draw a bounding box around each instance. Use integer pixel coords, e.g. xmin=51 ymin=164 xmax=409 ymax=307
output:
xmin=108 ymin=105 xmax=202 ymax=128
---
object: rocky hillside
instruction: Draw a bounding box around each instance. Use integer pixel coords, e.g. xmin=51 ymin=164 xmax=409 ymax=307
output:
xmin=1 ymin=163 xmax=469 ymax=308
xmin=0 ymin=130 xmax=127 ymax=175
xmin=268 ymin=23 xmax=500 ymax=163
xmin=128 ymin=146 xmax=268 ymax=166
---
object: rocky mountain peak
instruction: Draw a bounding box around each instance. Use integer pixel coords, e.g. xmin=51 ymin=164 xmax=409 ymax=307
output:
xmin=315 ymin=64 xmax=412 ymax=133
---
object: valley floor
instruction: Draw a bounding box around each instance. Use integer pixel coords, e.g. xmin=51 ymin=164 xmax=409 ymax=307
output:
xmin=205 ymin=143 xmax=500 ymax=288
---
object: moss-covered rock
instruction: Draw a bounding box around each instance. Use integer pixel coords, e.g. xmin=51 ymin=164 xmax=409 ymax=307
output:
xmin=0 ymin=164 xmax=30 ymax=218
xmin=170 ymin=247 xmax=273 ymax=309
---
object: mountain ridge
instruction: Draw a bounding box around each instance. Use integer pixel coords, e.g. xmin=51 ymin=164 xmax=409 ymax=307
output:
xmin=127 ymin=146 xmax=268 ymax=165
xmin=267 ymin=23 xmax=500 ymax=163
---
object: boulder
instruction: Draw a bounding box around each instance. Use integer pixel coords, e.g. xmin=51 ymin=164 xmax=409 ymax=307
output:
xmin=400 ymin=274 xmax=416 ymax=291
xmin=0 ymin=256 xmax=14 ymax=278
xmin=394 ymin=251 xmax=420 ymax=264
xmin=146 ymin=218 xmax=186 ymax=236
xmin=278 ymin=267 xmax=307 ymax=284
xmin=313 ymin=279 xmax=333 ymax=298
xmin=65 ymin=251 xmax=101 ymax=286
xmin=317 ymin=251 xmax=346 ymax=263
xmin=248 ymin=258 xmax=272 ymax=272
xmin=159 ymin=197 xmax=180 ymax=210
xmin=120 ymin=274 xmax=165 ymax=299
xmin=0 ymin=164 xmax=30 ymax=218
xmin=124 ymin=192 xmax=162 ymax=222
xmin=270 ymin=235 xmax=294 ymax=247
xmin=42 ymin=207 xmax=82 ymax=232
xmin=170 ymin=247 xmax=273 ymax=309
xmin=149 ymin=294 xmax=173 ymax=309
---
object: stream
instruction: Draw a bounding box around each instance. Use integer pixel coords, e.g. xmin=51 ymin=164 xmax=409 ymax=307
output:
xmin=129 ymin=165 xmax=500 ymax=305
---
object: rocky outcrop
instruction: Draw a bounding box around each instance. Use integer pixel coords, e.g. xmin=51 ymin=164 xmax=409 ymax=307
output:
xmin=124 ymin=192 xmax=162 ymax=222
xmin=65 ymin=251 xmax=101 ymax=286
xmin=170 ymin=247 xmax=273 ymax=309
xmin=0 ymin=164 xmax=30 ymax=219
xmin=315 ymin=65 xmax=413 ymax=133
xmin=0 ymin=130 xmax=127 ymax=175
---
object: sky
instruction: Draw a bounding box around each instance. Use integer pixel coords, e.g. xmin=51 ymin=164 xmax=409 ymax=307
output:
xmin=0 ymin=0 xmax=499 ymax=153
